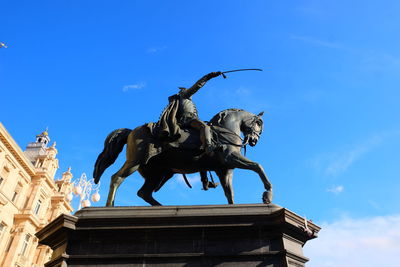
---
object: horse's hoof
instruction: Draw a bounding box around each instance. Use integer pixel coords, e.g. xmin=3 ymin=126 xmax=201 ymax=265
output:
xmin=262 ymin=190 xmax=273 ymax=204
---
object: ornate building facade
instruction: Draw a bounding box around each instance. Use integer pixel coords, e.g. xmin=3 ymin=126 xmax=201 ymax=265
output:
xmin=0 ymin=123 xmax=73 ymax=267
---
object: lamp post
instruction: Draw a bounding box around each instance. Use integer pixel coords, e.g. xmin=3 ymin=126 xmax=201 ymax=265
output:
xmin=69 ymin=173 xmax=101 ymax=210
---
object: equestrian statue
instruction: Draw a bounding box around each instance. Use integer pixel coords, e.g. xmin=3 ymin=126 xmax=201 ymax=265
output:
xmin=93 ymin=70 xmax=273 ymax=206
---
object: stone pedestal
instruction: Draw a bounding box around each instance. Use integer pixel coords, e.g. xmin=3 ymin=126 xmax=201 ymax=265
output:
xmin=36 ymin=204 xmax=320 ymax=267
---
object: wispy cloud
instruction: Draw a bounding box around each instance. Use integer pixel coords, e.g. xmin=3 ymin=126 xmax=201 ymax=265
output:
xmin=368 ymin=200 xmax=381 ymax=210
xmin=176 ymin=174 xmax=201 ymax=187
xmin=305 ymin=215 xmax=400 ymax=267
xmin=146 ymin=46 xmax=167 ymax=54
xmin=360 ymin=51 xmax=400 ymax=74
xmin=235 ymin=86 xmax=251 ymax=96
xmin=301 ymin=89 xmax=323 ymax=104
xmin=311 ymin=130 xmax=400 ymax=176
xmin=327 ymin=185 xmax=344 ymax=194
xmin=208 ymin=85 xmax=270 ymax=113
xmin=325 ymin=136 xmax=381 ymax=176
xmin=311 ymin=135 xmax=383 ymax=176
xmin=291 ymin=35 xmax=344 ymax=49
xmin=122 ymin=82 xmax=146 ymax=92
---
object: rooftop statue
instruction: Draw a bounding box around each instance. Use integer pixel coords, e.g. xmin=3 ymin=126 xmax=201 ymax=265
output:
xmin=93 ymin=70 xmax=272 ymax=206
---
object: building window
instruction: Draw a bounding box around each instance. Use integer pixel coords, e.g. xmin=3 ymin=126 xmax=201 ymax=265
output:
xmin=0 ymin=223 xmax=5 ymax=246
xmin=33 ymin=199 xmax=42 ymax=215
xmin=11 ymin=191 xmax=18 ymax=202
xmin=20 ymin=234 xmax=30 ymax=256
xmin=1 ymin=167 xmax=9 ymax=186
xmin=0 ymin=223 xmax=5 ymax=237
xmin=11 ymin=184 xmax=22 ymax=203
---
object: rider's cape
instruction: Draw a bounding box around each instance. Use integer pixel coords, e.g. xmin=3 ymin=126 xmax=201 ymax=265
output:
xmin=156 ymin=94 xmax=181 ymax=142
xmin=143 ymin=95 xmax=183 ymax=165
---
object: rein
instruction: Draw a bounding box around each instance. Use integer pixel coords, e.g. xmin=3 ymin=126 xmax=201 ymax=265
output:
xmin=208 ymin=111 xmax=263 ymax=157
xmin=210 ymin=125 xmax=248 ymax=155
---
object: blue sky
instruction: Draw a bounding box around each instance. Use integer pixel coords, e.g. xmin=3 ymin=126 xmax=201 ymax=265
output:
xmin=1 ymin=1 xmax=400 ymax=265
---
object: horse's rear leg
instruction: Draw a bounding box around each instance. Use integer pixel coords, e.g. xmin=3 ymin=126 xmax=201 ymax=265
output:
xmin=137 ymin=177 xmax=162 ymax=206
xmin=106 ymin=161 xmax=139 ymax=206
xmin=215 ymin=169 xmax=234 ymax=204
xmin=106 ymin=128 xmax=149 ymax=206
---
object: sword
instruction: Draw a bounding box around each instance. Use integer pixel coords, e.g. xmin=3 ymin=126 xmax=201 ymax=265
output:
xmin=221 ymin=68 xmax=262 ymax=78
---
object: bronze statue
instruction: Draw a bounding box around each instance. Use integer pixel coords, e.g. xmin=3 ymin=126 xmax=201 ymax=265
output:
xmin=93 ymin=71 xmax=272 ymax=206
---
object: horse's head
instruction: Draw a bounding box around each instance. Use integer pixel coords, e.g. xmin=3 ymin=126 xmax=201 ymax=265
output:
xmin=210 ymin=109 xmax=265 ymax=147
xmin=241 ymin=111 xmax=264 ymax=147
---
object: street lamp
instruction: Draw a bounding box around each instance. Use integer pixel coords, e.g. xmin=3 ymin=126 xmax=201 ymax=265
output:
xmin=71 ymin=173 xmax=101 ymax=210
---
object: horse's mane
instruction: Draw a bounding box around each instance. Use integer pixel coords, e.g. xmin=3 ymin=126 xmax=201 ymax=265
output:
xmin=209 ymin=108 xmax=245 ymax=125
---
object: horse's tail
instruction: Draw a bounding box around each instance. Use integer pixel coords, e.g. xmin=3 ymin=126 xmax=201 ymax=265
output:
xmin=93 ymin=128 xmax=132 ymax=184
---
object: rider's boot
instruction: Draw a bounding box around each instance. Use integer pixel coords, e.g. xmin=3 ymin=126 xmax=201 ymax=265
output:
xmin=194 ymin=124 xmax=215 ymax=161
xmin=201 ymin=171 xmax=209 ymax=190
xmin=202 ymin=125 xmax=215 ymax=155
xmin=201 ymin=171 xmax=219 ymax=190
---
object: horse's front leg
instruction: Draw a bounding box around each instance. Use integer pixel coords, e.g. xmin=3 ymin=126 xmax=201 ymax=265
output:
xmin=222 ymin=150 xmax=273 ymax=204
xmin=215 ymin=169 xmax=234 ymax=204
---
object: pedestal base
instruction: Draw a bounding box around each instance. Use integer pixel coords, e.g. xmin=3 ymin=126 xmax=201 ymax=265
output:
xmin=37 ymin=204 xmax=320 ymax=267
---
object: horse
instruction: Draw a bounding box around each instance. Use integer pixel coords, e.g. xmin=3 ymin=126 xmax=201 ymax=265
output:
xmin=93 ymin=108 xmax=273 ymax=206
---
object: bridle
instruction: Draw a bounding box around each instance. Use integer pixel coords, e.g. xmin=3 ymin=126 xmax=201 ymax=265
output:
xmin=242 ymin=116 xmax=263 ymax=144
xmin=223 ymin=115 xmax=263 ymax=155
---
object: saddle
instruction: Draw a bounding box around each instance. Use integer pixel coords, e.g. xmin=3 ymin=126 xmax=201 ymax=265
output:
xmin=144 ymin=122 xmax=243 ymax=164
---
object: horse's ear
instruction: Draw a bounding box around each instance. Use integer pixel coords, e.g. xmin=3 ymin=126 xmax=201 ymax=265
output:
xmin=257 ymin=111 xmax=264 ymax=117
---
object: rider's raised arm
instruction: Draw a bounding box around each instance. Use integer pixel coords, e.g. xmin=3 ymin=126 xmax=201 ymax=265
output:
xmin=180 ymin=72 xmax=221 ymax=98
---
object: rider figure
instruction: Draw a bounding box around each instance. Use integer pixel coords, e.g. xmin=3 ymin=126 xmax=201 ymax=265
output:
xmin=158 ymin=71 xmax=222 ymax=153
